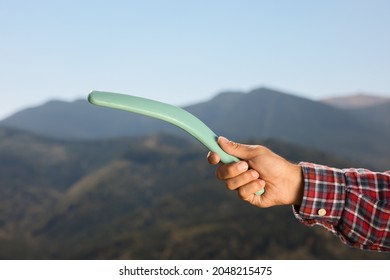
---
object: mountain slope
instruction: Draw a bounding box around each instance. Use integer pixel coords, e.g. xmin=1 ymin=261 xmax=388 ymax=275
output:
xmin=1 ymin=126 xmax=387 ymax=260
xmin=0 ymin=99 xmax=176 ymax=139
xmin=346 ymin=101 xmax=390 ymax=128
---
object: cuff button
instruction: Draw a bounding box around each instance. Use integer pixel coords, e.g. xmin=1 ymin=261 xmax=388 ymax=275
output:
xmin=318 ymin=208 xmax=327 ymax=216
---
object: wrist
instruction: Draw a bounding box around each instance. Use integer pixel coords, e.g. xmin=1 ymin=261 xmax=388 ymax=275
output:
xmin=290 ymin=163 xmax=304 ymax=205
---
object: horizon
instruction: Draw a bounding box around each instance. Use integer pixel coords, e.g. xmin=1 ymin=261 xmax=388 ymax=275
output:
xmin=1 ymin=1 xmax=389 ymax=120
xmin=2 ymin=85 xmax=390 ymax=122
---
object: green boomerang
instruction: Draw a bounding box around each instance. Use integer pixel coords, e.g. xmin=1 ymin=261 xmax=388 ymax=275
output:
xmin=88 ymin=90 xmax=264 ymax=196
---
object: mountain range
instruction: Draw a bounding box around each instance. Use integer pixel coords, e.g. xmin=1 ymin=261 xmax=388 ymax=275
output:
xmin=2 ymin=87 xmax=390 ymax=170
xmin=1 ymin=86 xmax=390 ymax=259
xmin=1 ymin=126 xmax=388 ymax=259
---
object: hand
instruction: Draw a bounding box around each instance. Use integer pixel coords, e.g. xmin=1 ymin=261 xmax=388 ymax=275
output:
xmin=207 ymin=137 xmax=304 ymax=208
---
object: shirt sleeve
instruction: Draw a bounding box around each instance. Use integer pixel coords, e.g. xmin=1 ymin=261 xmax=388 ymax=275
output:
xmin=293 ymin=162 xmax=390 ymax=251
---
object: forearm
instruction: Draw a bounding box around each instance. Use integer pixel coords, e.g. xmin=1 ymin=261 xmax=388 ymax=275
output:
xmin=293 ymin=162 xmax=390 ymax=251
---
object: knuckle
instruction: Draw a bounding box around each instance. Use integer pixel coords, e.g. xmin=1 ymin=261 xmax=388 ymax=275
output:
xmin=237 ymin=180 xmax=262 ymax=199
xmin=237 ymin=188 xmax=250 ymax=200
xmin=216 ymin=164 xmax=239 ymax=179
xmin=230 ymin=141 xmax=240 ymax=151
xmin=238 ymin=187 xmax=250 ymax=200
xmin=237 ymin=188 xmax=245 ymax=199
xmin=256 ymin=145 xmax=271 ymax=154
xmin=215 ymin=170 xmax=224 ymax=180
xmin=225 ymin=180 xmax=236 ymax=190
xmin=215 ymin=165 xmax=227 ymax=180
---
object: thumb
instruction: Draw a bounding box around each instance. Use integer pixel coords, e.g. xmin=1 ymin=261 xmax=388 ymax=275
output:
xmin=218 ymin=136 xmax=259 ymax=160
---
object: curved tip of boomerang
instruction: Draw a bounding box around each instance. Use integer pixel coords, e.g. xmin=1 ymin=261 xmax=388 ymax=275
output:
xmin=87 ymin=90 xmax=98 ymax=104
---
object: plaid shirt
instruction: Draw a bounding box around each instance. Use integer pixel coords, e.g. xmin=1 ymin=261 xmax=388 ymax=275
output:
xmin=293 ymin=162 xmax=390 ymax=251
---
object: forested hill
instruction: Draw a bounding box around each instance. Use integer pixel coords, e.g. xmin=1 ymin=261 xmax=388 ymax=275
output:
xmin=0 ymin=126 xmax=388 ymax=259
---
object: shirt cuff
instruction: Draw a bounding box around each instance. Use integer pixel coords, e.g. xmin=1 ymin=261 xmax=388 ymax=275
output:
xmin=293 ymin=162 xmax=346 ymax=227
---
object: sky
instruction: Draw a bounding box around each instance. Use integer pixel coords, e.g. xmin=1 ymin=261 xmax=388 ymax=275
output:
xmin=1 ymin=0 xmax=390 ymax=120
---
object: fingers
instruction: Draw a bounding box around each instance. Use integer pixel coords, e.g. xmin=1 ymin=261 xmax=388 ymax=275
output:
xmin=234 ymin=178 xmax=267 ymax=208
xmin=216 ymin=161 xmax=264 ymax=196
xmin=214 ymin=158 xmax=267 ymax=207
xmin=216 ymin=160 xmax=248 ymax=179
xmin=225 ymin=169 xmax=259 ymax=190
xmin=207 ymin=137 xmax=273 ymax=207
xmin=238 ymin=179 xmax=266 ymax=201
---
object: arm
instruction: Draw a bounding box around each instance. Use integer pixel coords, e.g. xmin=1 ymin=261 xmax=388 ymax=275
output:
xmin=208 ymin=137 xmax=390 ymax=251
xmin=294 ymin=162 xmax=390 ymax=251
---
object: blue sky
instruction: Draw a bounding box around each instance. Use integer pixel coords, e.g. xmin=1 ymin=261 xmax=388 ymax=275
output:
xmin=1 ymin=0 xmax=389 ymax=120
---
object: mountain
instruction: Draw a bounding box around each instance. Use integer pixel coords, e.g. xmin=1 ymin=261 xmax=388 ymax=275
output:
xmin=1 ymin=126 xmax=388 ymax=260
xmin=2 ymin=87 xmax=390 ymax=170
xmin=321 ymin=93 xmax=390 ymax=109
xmin=322 ymin=93 xmax=390 ymax=127
xmin=345 ymin=101 xmax=390 ymax=128
xmin=0 ymin=99 xmax=175 ymax=139
xmin=185 ymin=89 xmax=390 ymax=168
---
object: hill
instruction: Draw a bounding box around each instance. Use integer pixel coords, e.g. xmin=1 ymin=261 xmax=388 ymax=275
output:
xmin=1 ymin=127 xmax=389 ymax=260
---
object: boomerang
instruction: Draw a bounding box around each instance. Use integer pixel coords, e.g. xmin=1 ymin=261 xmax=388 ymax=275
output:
xmin=88 ymin=90 xmax=264 ymax=195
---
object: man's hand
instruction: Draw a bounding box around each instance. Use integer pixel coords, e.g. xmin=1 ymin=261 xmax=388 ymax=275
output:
xmin=207 ymin=137 xmax=304 ymax=208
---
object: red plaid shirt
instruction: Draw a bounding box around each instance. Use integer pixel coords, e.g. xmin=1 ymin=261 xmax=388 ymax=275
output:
xmin=293 ymin=162 xmax=390 ymax=251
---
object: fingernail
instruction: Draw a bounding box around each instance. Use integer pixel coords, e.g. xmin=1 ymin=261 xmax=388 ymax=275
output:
xmin=250 ymin=169 xmax=259 ymax=178
xmin=218 ymin=136 xmax=229 ymax=144
xmin=237 ymin=161 xmax=248 ymax=172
